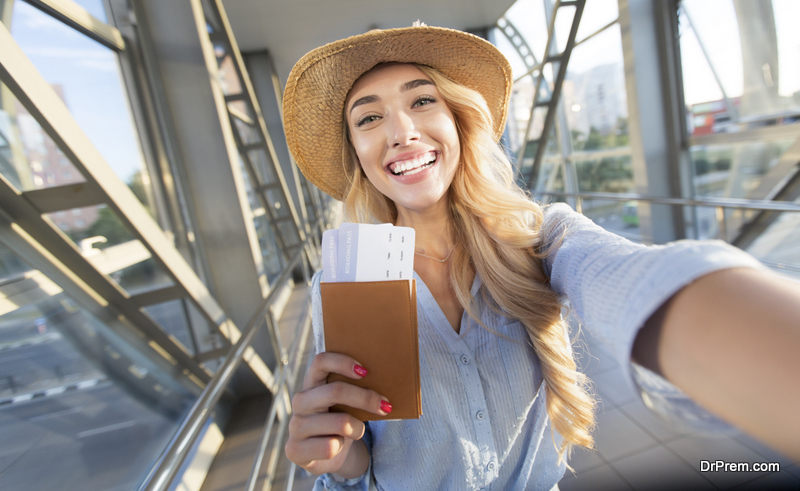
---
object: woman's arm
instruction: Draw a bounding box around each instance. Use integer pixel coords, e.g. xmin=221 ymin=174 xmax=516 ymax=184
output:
xmin=633 ymin=267 xmax=800 ymax=461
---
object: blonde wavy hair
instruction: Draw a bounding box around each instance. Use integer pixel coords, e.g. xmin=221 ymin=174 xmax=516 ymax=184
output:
xmin=341 ymin=63 xmax=595 ymax=460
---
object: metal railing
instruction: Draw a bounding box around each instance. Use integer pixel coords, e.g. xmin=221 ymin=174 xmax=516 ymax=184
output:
xmin=535 ymin=190 xmax=800 ymax=270
xmin=534 ymin=191 xmax=800 ymax=213
xmin=137 ymin=233 xmax=317 ymax=491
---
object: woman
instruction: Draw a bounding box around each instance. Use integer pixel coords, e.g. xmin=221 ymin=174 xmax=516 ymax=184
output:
xmin=282 ymin=25 xmax=800 ymax=490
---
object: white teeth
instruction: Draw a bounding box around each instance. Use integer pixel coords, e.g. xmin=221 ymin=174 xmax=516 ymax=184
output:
xmin=390 ymin=152 xmax=436 ymax=175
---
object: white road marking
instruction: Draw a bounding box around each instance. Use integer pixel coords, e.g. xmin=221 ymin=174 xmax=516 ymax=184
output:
xmin=77 ymin=420 xmax=136 ymax=438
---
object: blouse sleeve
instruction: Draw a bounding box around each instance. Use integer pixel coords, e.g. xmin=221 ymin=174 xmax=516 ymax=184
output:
xmin=541 ymin=203 xmax=768 ymax=430
xmin=309 ymin=271 xmax=374 ymax=490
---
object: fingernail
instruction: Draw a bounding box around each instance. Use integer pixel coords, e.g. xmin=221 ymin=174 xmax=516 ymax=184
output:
xmin=353 ymin=364 xmax=368 ymax=377
xmin=380 ymin=401 xmax=392 ymax=414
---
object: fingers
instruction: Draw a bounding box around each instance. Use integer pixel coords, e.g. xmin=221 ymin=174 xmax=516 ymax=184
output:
xmin=292 ymin=380 xmax=391 ymax=416
xmin=304 ymin=352 xmax=368 ymax=390
xmin=285 ymin=434 xmax=350 ymax=470
xmin=289 ymin=412 xmax=365 ymax=441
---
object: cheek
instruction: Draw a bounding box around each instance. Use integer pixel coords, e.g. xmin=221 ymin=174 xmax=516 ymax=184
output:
xmin=350 ymin=132 xmax=379 ymax=165
xmin=429 ymin=113 xmax=459 ymax=149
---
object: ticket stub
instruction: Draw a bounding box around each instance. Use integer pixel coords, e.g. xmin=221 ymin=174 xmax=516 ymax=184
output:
xmin=337 ymin=223 xmax=393 ymax=282
xmin=322 ymin=223 xmax=415 ymax=282
xmin=321 ymin=229 xmax=339 ymax=282
xmin=388 ymin=227 xmax=415 ymax=280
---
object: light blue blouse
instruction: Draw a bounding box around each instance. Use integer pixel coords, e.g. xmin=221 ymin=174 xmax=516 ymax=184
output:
xmin=309 ymin=204 xmax=765 ymax=491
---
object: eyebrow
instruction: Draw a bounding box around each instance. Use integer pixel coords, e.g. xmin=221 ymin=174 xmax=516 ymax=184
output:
xmin=348 ymin=79 xmax=435 ymax=115
xmin=402 ymin=79 xmax=434 ymax=91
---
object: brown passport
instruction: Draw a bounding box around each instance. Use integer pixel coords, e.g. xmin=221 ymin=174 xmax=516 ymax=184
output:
xmin=320 ymin=279 xmax=422 ymax=421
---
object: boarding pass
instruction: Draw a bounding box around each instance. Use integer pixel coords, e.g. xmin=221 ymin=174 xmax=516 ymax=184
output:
xmin=322 ymin=223 xmax=415 ymax=282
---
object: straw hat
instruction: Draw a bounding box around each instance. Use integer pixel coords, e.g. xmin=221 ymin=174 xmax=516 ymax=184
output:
xmin=283 ymin=24 xmax=513 ymax=201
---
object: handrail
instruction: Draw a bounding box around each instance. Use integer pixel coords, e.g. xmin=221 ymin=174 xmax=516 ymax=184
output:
xmin=536 ymin=191 xmax=800 ymax=273
xmin=534 ymin=191 xmax=800 ymax=212
xmin=137 ymin=242 xmax=311 ymax=491
xmin=244 ymin=310 xmax=313 ymax=490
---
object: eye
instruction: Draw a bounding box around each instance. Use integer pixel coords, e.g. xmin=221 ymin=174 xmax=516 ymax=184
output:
xmin=412 ymin=95 xmax=436 ymax=108
xmin=355 ymin=113 xmax=381 ymax=127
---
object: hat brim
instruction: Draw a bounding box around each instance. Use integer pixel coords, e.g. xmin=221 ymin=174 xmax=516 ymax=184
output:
xmin=283 ymin=26 xmax=512 ymax=201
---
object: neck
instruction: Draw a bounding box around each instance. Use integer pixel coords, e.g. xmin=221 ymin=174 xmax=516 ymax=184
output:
xmin=394 ymin=197 xmax=453 ymax=257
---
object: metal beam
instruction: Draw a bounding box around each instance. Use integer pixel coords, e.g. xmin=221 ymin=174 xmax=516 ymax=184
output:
xmin=21 ymin=181 xmax=105 ymax=213
xmin=24 ymin=0 xmax=125 ymax=51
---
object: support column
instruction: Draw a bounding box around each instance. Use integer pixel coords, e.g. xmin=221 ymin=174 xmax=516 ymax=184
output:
xmin=618 ymin=0 xmax=687 ymax=243
xmin=136 ymin=0 xmax=276 ymax=393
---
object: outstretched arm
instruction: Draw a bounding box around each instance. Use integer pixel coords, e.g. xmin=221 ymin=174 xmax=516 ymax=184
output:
xmin=633 ymin=267 xmax=800 ymax=461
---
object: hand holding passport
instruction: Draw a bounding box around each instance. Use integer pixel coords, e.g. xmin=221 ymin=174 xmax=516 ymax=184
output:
xmin=320 ymin=224 xmax=422 ymax=421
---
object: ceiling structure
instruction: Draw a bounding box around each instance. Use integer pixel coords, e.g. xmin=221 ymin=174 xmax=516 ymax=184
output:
xmin=221 ymin=0 xmax=516 ymax=82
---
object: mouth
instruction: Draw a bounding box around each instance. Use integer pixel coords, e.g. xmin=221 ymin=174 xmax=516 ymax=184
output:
xmin=387 ymin=151 xmax=438 ymax=176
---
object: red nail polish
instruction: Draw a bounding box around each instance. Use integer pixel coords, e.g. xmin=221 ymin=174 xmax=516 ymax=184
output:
xmin=380 ymin=401 xmax=392 ymax=414
xmin=354 ymin=364 xmax=368 ymax=377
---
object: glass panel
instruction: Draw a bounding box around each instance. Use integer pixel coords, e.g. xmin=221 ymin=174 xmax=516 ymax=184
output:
xmin=536 ymin=159 xmax=565 ymax=194
xmin=543 ymin=124 xmax=559 ymax=158
xmin=575 ymin=0 xmax=618 ymax=43
xmin=554 ymin=5 xmax=576 ymax=54
xmin=248 ymin=148 xmax=277 ymax=185
xmin=526 ymin=106 xmax=548 ymax=144
xmin=254 ymin=214 xmax=283 ymax=280
xmin=214 ymin=43 xmax=243 ymax=97
xmin=575 ymin=155 xmax=634 ymax=193
xmin=681 ymin=0 xmax=800 ymax=125
xmin=0 ymin=246 xmax=196 ymax=490
xmin=142 ymin=299 xmax=194 ymax=355
xmin=491 ymin=27 xmax=530 ymax=82
xmin=501 ymin=0 xmax=550 ymax=70
xmin=231 ymin=105 xmax=259 ymax=146
xmin=678 ymin=11 xmax=725 ymax=126
xmin=745 ymin=199 xmax=800 ymax=281
xmin=692 ymin=205 xmax=722 ymax=241
xmin=43 ymin=205 xmax=175 ymax=296
xmin=112 ymin=256 xmax=174 ymax=295
xmin=508 ymin=77 xmax=535 ymax=155
xmin=0 ymin=83 xmax=86 ymax=191
xmin=0 ymin=242 xmax=32 ymax=279
xmin=564 ymin=25 xmax=629 ymax=151
xmin=690 ymin=140 xmax=795 ymax=199
xmin=582 ymin=198 xmax=641 ymax=241
xmin=9 ymin=2 xmax=153 ymax=209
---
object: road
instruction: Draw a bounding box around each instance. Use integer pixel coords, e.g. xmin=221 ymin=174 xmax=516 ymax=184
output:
xmin=0 ymin=381 xmax=180 ymax=490
xmin=0 ymin=335 xmax=98 ymax=396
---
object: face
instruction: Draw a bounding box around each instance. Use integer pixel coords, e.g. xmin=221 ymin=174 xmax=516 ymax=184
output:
xmin=345 ymin=64 xmax=460 ymax=215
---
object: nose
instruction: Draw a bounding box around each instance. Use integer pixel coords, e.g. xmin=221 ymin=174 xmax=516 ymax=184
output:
xmin=388 ymin=111 xmax=420 ymax=148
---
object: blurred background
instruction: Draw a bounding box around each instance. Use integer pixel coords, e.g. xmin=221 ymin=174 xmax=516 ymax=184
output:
xmin=0 ymin=0 xmax=798 ymax=489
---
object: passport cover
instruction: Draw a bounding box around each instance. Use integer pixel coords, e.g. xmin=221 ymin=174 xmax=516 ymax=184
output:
xmin=320 ymin=279 xmax=421 ymax=421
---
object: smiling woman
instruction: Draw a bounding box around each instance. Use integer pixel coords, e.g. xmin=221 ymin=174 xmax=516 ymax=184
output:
xmin=282 ymin=24 xmax=800 ymax=491
xmin=345 ymin=64 xmax=461 ymax=215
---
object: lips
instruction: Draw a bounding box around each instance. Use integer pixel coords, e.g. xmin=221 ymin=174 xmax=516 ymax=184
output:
xmin=387 ymin=151 xmax=437 ymax=176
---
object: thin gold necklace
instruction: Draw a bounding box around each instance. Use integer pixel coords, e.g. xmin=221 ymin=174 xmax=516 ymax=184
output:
xmin=414 ymin=246 xmax=454 ymax=263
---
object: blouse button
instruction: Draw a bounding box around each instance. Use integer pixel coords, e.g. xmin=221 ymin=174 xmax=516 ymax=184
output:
xmin=476 ymin=410 xmax=485 ymax=420
xmin=460 ymin=354 xmax=469 ymax=364
xmin=487 ymin=462 xmax=495 ymax=471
